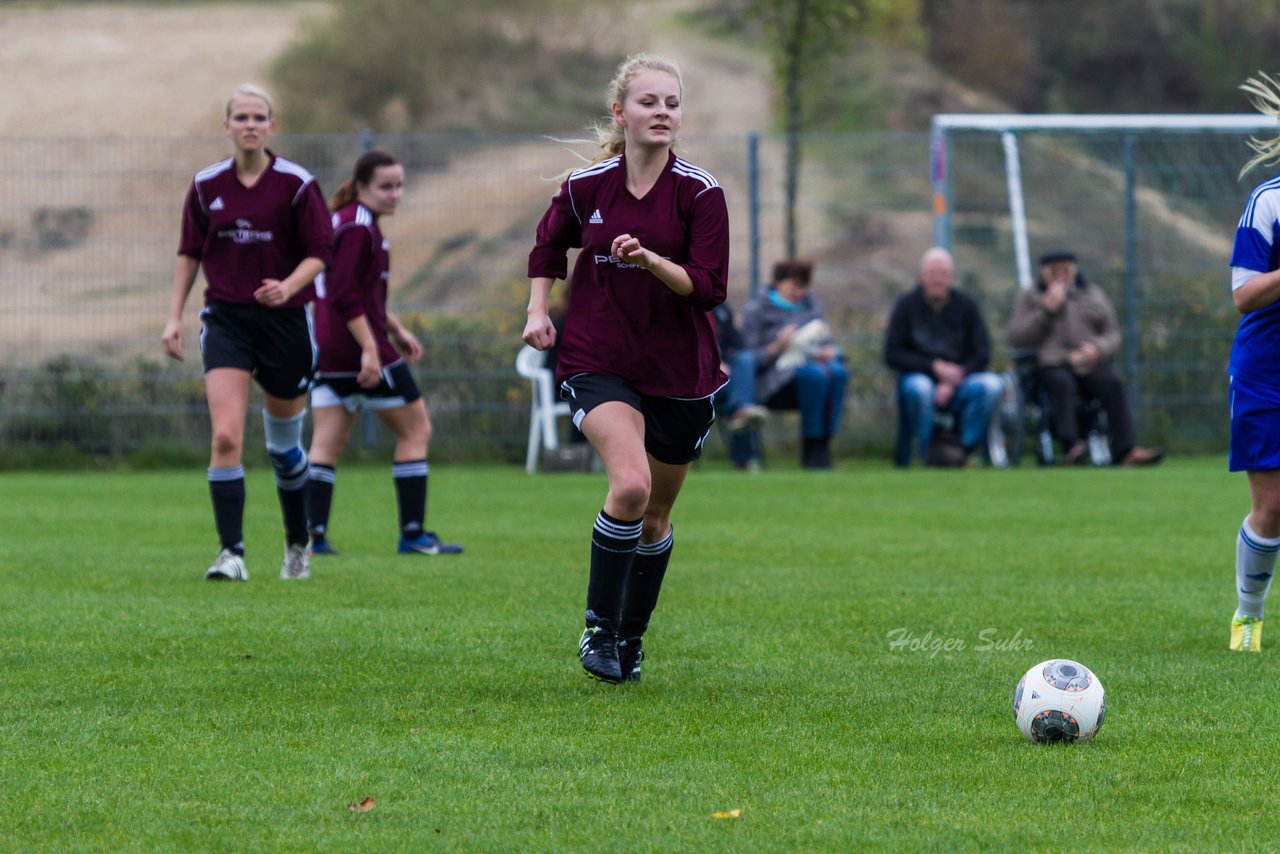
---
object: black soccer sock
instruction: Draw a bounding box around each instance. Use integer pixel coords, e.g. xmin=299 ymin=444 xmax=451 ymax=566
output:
xmin=265 ymin=411 xmax=309 ymax=547
xmin=208 ymin=465 xmax=246 ymax=556
xmin=393 ymin=459 xmax=428 ymax=539
xmin=619 ymin=526 xmax=674 ymax=638
xmin=307 ymin=464 xmax=336 ymax=543
xmin=267 ymin=447 xmax=309 ymax=547
xmin=586 ymin=509 xmax=642 ymax=630
xmin=276 ymin=484 xmax=309 ymax=547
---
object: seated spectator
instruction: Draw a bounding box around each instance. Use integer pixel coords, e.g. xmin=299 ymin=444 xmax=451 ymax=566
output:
xmin=711 ymin=300 xmax=767 ymax=471
xmin=1008 ymin=249 xmax=1162 ymax=466
xmin=740 ymin=259 xmax=848 ymax=469
xmin=884 ymin=247 xmax=1005 ymax=466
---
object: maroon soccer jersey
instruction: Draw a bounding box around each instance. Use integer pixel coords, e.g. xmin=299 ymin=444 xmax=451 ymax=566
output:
xmin=313 ymin=203 xmax=400 ymax=373
xmin=528 ymin=151 xmax=729 ymax=397
xmin=178 ymin=151 xmax=332 ymax=308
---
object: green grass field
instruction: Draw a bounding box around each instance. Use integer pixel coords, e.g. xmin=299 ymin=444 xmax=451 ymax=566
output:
xmin=4 ymin=457 xmax=1280 ymax=851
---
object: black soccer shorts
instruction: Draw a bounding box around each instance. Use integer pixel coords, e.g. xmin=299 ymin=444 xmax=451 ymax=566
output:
xmin=559 ymin=372 xmax=716 ymax=465
xmin=311 ymin=360 xmax=422 ymax=412
xmin=199 ymin=301 xmax=316 ymax=400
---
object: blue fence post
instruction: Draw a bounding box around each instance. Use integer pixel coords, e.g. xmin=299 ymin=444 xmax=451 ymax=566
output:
xmin=930 ymin=120 xmax=951 ymax=251
xmin=748 ymin=132 xmax=760 ymax=299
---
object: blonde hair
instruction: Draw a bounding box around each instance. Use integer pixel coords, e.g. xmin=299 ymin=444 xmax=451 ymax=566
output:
xmin=586 ymin=53 xmax=684 ymax=166
xmin=1240 ymin=73 xmax=1280 ymax=179
xmin=225 ymin=83 xmax=274 ymax=119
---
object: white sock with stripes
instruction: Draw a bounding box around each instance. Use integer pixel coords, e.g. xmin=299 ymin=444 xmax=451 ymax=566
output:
xmin=1236 ymin=518 xmax=1280 ymax=620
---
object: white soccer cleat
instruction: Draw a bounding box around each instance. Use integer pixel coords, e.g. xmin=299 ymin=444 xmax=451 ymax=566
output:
xmin=205 ymin=549 xmax=248 ymax=582
xmin=280 ymin=543 xmax=311 ymax=580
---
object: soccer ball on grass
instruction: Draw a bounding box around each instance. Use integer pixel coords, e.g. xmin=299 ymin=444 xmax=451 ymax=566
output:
xmin=1013 ymin=659 xmax=1105 ymax=743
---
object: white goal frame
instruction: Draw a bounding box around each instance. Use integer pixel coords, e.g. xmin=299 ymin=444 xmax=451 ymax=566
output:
xmin=929 ymin=113 xmax=1277 ymax=290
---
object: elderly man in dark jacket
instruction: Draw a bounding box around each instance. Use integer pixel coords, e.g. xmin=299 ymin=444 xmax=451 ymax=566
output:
xmin=884 ymin=246 xmax=1004 ymax=466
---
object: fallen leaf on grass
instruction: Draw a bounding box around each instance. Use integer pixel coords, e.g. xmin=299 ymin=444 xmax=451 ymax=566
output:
xmin=712 ymin=808 xmax=742 ymax=819
xmin=348 ymin=797 xmax=375 ymax=812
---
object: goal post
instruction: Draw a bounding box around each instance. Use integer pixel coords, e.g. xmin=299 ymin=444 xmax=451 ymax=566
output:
xmin=931 ymin=113 xmax=1277 ymax=289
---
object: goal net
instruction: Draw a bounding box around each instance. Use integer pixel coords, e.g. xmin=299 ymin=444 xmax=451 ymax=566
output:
xmin=930 ymin=113 xmax=1278 ymax=451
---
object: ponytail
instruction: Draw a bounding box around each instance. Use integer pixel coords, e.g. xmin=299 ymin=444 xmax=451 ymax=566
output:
xmin=330 ymin=148 xmax=400 ymax=211
xmin=1240 ymin=73 xmax=1280 ymax=179
xmin=329 ymin=179 xmax=359 ymax=211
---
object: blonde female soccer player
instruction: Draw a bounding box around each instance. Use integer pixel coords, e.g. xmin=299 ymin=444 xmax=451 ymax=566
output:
xmin=524 ymin=54 xmax=730 ymax=683
xmin=162 ymin=84 xmax=331 ymax=582
xmin=1226 ymin=72 xmax=1280 ymax=651
xmin=1223 ymin=73 xmax=1280 ymax=650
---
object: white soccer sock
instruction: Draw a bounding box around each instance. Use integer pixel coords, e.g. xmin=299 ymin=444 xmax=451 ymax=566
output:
xmin=1236 ymin=518 xmax=1280 ymax=620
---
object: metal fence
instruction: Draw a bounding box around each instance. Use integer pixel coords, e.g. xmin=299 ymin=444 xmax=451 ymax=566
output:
xmin=0 ymin=128 xmax=1252 ymax=464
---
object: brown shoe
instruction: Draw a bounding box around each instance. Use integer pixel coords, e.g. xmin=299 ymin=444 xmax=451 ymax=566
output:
xmin=1119 ymin=446 xmax=1163 ymax=467
xmin=1063 ymin=441 xmax=1088 ymax=466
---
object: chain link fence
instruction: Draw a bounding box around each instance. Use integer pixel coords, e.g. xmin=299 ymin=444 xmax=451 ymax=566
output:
xmin=0 ymin=128 xmax=1249 ymax=464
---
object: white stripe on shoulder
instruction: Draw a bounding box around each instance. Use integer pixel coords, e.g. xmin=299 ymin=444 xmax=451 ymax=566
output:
xmin=1242 ymin=176 xmax=1280 ymax=228
xmin=569 ymin=155 xmax=622 ymax=182
xmin=274 ymin=156 xmax=318 ymax=206
xmin=672 ymin=158 xmax=719 ymax=190
xmin=333 ymin=205 xmax=375 ymax=237
xmin=565 ymin=156 xmax=621 ymax=222
xmin=194 ymin=158 xmax=234 ymax=183
xmin=273 ymin=156 xmax=316 ymax=183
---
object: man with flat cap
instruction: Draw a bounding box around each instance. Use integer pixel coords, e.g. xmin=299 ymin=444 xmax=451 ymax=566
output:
xmin=1008 ymin=249 xmax=1162 ymax=466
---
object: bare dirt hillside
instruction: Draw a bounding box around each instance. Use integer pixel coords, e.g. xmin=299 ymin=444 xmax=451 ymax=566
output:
xmin=0 ymin=0 xmax=786 ymax=361
xmin=0 ymin=2 xmax=330 ymax=135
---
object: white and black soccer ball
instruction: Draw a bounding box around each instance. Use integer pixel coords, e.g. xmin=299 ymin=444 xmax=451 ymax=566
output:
xmin=1013 ymin=659 xmax=1106 ymax=744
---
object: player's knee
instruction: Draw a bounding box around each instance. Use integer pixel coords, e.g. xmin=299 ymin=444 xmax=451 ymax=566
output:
xmin=610 ymin=472 xmax=651 ymax=513
xmin=211 ymin=428 xmax=242 ymax=459
xmin=1253 ymin=502 xmax=1280 ymax=536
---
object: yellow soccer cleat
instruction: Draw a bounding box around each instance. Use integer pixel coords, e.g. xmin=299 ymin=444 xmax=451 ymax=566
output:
xmin=1231 ymin=616 xmax=1263 ymax=653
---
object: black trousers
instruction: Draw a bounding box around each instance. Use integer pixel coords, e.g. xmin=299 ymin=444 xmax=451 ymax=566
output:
xmin=1036 ymin=363 xmax=1135 ymax=459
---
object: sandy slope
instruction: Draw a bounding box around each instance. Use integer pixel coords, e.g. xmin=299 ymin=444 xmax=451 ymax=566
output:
xmin=0 ymin=2 xmax=329 ymax=136
xmin=0 ymin=1 xmax=782 ymax=362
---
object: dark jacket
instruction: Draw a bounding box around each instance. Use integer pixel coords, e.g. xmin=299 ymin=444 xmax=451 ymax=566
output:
xmin=883 ymin=285 xmax=993 ymax=378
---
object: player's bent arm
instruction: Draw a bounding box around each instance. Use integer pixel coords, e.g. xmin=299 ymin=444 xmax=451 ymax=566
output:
xmin=345 ymin=315 xmax=382 ymax=388
xmin=278 ymin=257 xmax=327 ymax=301
xmin=163 ymin=254 xmax=201 ymax=360
xmin=386 ymin=312 xmax=423 ymax=362
xmin=611 ymin=234 xmax=695 ymax=297
xmin=1234 ymin=268 xmax=1280 ymax=314
xmin=524 ymin=277 xmax=557 ymax=350
xmin=644 ymin=254 xmax=695 ymax=297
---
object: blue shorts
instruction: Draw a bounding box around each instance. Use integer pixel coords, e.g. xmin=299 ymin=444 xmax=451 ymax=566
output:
xmin=1229 ymin=375 xmax=1280 ymax=471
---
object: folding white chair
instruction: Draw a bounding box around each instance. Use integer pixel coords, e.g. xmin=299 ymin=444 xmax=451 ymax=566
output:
xmin=515 ymin=344 xmax=573 ymax=473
